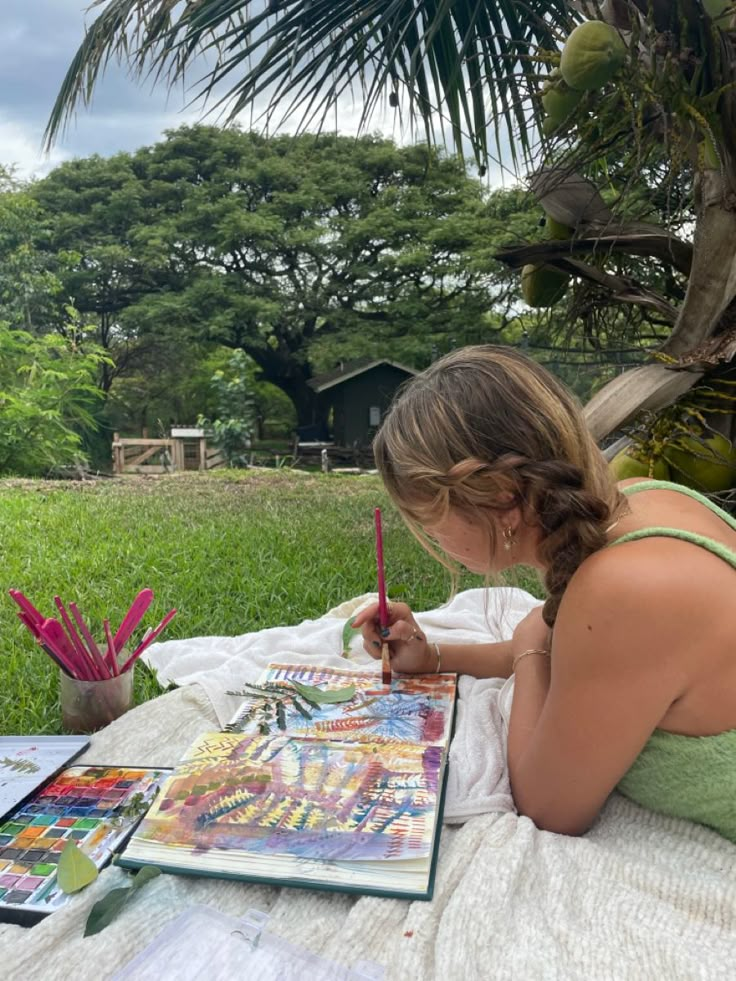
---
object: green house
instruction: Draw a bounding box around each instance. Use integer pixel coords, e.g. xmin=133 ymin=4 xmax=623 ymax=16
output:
xmin=308 ymin=358 xmax=418 ymax=447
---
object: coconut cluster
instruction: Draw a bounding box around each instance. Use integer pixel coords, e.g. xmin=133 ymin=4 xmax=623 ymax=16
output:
xmin=541 ymin=21 xmax=626 ymax=136
xmin=610 ymin=433 xmax=736 ymax=492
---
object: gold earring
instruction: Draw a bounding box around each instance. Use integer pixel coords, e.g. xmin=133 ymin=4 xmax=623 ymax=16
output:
xmin=503 ymin=526 xmax=516 ymax=551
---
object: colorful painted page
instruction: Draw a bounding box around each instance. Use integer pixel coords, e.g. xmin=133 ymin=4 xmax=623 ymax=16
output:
xmin=226 ymin=663 xmax=456 ymax=748
xmin=0 ymin=764 xmax=168 ymax=925
xmin=121 ymin=667 xmax=457 ymax=899
xmin=0 ymin=737 xmax=89 ymax=819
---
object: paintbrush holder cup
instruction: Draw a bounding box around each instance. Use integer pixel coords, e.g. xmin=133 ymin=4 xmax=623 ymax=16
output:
xmin=60 ymin=666 xmax=135 ymax=733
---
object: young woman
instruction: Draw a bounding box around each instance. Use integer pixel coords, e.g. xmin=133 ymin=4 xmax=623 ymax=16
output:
xmin=353 ymin=346 xmax=736 ymax=843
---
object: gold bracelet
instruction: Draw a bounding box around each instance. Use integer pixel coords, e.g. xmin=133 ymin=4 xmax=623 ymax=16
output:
xmin=433 ymin=642 xmax=441 ymax=673
xmin=512 ymin=648 xmax=550 ymax=672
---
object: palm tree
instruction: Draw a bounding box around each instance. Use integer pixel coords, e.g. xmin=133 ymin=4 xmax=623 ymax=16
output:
xmin=46 ymin=1 xmax=736 ymax=446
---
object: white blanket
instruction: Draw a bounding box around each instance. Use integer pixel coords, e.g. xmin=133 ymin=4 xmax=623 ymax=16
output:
xmin=2 ymin=588 xmax=735 ymax=980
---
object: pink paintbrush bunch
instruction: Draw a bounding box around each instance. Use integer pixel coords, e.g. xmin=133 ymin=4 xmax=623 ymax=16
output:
xmin=9 ymin=588 xmax=176 ymax=681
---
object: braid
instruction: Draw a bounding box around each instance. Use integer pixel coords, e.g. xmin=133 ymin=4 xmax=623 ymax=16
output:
xmin=515 ymin=458 xmax=613 ymax=626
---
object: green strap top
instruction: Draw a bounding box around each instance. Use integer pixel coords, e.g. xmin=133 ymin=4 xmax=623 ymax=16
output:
xmin=609 ymin=480 xmax=736 ymax=843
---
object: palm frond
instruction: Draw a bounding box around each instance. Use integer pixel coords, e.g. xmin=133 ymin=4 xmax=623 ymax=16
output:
xmin=45 ymin=0 xmax=577 ymax=166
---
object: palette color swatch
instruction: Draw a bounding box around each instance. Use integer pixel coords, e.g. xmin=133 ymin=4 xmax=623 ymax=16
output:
xmin=0 ymin=764 xmax=167 ymax=925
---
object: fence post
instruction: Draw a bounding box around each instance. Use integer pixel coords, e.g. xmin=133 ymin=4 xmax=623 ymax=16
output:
xmin=112 ymin=433 xmax=121 ymax=475
xmin=321 ymin=448 xmax=330 ymax=473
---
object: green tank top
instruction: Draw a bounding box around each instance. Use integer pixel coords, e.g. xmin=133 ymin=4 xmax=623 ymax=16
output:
xmin=611 ymin=480 xmax=736 ymax=843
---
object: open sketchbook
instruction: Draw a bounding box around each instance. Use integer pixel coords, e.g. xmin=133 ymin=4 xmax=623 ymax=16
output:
xmin=119 ymin=664 xmax=457 ymax=900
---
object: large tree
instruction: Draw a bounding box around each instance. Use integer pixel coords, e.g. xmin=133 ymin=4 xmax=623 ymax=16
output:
xmin=45 ymin=1 xmax=736 ymax=443
xmin=33 ymin=127 xmax=497 ymax=430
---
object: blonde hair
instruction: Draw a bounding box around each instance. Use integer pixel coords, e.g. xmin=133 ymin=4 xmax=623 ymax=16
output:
xmin=374 ymin=345 xmax=624 ymax=626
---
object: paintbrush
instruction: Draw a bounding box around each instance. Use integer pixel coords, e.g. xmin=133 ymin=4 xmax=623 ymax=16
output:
xmin=103 ymin=618 xmax=119 ymax=677
xmin=374 ymin=507 xmax=391 ymax=687
xmin=37 ymin=617 xmax=89 ymax=679
xmin=17 ymin=612 xmax=75 ymax=677
xmin=8 ymin=589 xmax=44 ymax=626
xmin=119 ymin=608 xmax=177 ymax=674
xmin=54 ymin=595 xmax=102 ymax=681
xmin=113 ymin=588 xmax=154 ymax=654
xmin=68 ymin=602 xmax=110 ymax=679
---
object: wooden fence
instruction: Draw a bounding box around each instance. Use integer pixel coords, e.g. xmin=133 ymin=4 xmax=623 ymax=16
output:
xmin=112 ymin=434 xmax=224 ymax=475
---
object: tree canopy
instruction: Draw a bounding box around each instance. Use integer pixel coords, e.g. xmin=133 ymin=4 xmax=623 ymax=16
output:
xmin=45 ymin=2 xmax=736 ymax=444
xmin=32 ymin=127 xmax=501 ymax=431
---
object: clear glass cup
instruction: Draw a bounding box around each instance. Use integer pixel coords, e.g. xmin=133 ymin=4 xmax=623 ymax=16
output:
xmin=59 ymin=666 xmax=135 ymax=733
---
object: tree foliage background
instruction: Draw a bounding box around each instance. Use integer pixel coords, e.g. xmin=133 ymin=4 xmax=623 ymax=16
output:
xmin=41 ymin=0 xmax=736 ymax=452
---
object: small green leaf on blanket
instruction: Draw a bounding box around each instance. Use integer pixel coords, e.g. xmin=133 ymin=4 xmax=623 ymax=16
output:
xmin=291 ymin=680 xmax=356 ymax=704
xmin=84 ymin=867 xmax=162 ymax=936
xmin=84 ymin=886 xmax=132 ymax=936
xmin=57 ymin=841 xmax=98 ymax=894
xmin=342 ymin=616 xmax=362 ymax=657
xmin=130 ymin=865 xmax=161 ymax=890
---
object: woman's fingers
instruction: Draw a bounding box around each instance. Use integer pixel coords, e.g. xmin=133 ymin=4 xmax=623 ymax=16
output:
xmin=351 ymin=602 xmax=381 ymax=628
xmin=381 ymin=619 xmax=424 ymax=643
xmin=352 ymin=600 xmax=413 ymax=628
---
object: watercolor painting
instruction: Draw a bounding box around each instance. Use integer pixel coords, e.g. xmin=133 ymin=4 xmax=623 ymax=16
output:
xmin=230 ymin=663 xmax=456 ymax=747
xmin=134 ymin=729 xmax=445 ymax=863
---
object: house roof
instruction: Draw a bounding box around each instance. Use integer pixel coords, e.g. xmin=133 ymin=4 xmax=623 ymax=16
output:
xmin=308 ymin=358 xmax=418 ymax=393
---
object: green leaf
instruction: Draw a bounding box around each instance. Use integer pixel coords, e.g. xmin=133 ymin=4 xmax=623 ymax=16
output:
xmin=57 ymin=840 xmax=98 ymax=894
xmin=83 ymin=885 xmax=132 ymax=937
xmin=291 ymin=680 xmax=356 ymax=704
xmin=342 ymin=614 xmax=361 ymax=654
xmin=342 ymin=615 xmax=364 ymax=657
xmin=84 ymin=866 xmax=163 ymax=936
xmin=131 ymin=865 xmax=161 ymax=890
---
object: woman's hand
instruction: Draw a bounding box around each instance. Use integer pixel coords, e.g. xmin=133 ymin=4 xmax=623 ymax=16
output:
xmin=351 ymin=600 xmax=436 ymax=674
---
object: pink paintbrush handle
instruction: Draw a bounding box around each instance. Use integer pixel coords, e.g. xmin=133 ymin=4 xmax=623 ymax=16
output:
xmin=18 ymin=613 xmax=74 ymax=677
xmin=9 ymin=589 xmax=44 ymax=625
xmin=103 ymin=618 xmax=119 ymax=677
xmin=375 ymin=508 xmax=389 ymax=628
xmin=113 ymin=588 xmax=154 ymax=653
xmin=68 ymin=602 xmax=109 ymax=679
xmin=54 ymin=596 xmax=96 ymax=671
xmin=38 ymin=618 xmax=90 ymax=680
xmin=119 ymin=608 xmax=177 ymax=673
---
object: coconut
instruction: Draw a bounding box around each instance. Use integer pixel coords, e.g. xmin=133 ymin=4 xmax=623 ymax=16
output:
xmin=541 ymin=76 xmax=583 ymax=128
xmin=664 ymin=433 xmax=736 ymax=492
xmin=609 ymin=449 xmax=670 ymax=481
xmin=521 ymin=264 xmax=569 ymax=308
xmin=545 ymin=215 xmax=574 ymax=240
xmin=560 ymin=21 xmax=627 ymax=92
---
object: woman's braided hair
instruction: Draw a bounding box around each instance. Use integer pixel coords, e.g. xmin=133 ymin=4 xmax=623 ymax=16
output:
xmin=373 ymin=345 xmax=624 ymax=627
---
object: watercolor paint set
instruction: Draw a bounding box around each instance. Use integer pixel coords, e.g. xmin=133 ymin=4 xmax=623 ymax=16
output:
xmin=0 ymin=761 xmax=168 ymax=926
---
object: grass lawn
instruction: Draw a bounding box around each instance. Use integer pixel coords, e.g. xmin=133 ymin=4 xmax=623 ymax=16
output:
xmin=0 ymin=470 xmax=542 ymax=735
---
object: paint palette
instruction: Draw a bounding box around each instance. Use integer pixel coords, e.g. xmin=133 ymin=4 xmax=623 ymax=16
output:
xmin=0 ymin=764 xmax=168 ymax=926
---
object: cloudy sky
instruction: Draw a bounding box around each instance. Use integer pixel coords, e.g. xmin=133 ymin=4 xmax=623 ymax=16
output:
xmin=3 ymin=0 xmax=511 ymax=183
xmin=0 ymin=0 xmax=395 ymax=180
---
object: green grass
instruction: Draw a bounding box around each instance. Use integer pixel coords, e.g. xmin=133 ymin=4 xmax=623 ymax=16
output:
xmin=0 ymin=470 xmax=542 ymax=735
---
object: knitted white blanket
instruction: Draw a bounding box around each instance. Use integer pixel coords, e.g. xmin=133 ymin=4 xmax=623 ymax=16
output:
xmin=2 ymin=588 xmax=735 ymax=980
